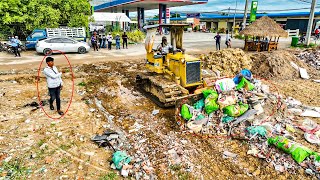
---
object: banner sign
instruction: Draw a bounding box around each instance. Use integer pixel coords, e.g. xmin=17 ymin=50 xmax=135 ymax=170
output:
xmin=250 ymin=0 xmax=258 ymax=22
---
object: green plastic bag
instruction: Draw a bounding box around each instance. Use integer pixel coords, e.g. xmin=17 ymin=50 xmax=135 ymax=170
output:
xmin=221 ymin=115 xmax=234 ymax=123
xmin=112 ymin=151 xmax=131 ymax=170
xmin=236 ymin=77 xmax=255 ymax=91
xmin=268 ymin=136 xmax=313 ymax=163
xmin=194 ymin=98 xmax=205 ymax=110
xmin=204 ymin=94 xmax=219 ymax=114
xmin=223 ymin=104 xmax=249 ymax=117
xmin=202 ymin=89 xmax=218 ymax=99
xmin=246 ymin=126 xmax=267 ymax=137
xmin=181 ymin=104 xmax=192 ymax=120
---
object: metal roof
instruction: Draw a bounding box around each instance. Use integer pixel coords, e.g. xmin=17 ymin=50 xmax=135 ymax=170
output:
xmin=147 ymin=11 xmax=320 ymax=21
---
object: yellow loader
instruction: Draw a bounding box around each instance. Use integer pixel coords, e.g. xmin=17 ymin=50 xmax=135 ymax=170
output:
xmin=136 ymin=24 xmax=204 ymax=107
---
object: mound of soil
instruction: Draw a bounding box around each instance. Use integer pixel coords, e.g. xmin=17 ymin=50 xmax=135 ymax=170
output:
xmin=250 ymin=50 xmax=320 ymax=79
xmin=201 ymin=48 xmax=252 ymax=76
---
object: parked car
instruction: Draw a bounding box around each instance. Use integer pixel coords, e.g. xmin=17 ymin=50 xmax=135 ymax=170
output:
xmin=36 ymin=37 xmax=90 ymax=55
xmin=26 ymin=27 xmax=86 ymax=49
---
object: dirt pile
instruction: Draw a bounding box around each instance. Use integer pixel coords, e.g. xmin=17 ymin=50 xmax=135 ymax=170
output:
xmin=296 ymin=49 xmax=320 ymax=70
xmin=201 ymin=48 xmax=252 ymax=76
xmin=250 ymin=50 xmax=320 ymax=79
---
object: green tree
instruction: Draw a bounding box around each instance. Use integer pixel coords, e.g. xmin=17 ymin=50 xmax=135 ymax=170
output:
xmin=0 ymin=0 xmax=92 ymax=39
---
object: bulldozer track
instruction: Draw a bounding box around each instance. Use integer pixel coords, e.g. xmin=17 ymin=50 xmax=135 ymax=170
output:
xmin=136 ymin=72 xmax=189 ymax=107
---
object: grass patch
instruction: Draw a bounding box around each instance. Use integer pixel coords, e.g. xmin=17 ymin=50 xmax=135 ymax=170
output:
xmin=78 ymin=82 xmax=86 ymax=87
xmin=0 ymin=159 xmax=31 ymax=179
xmin=292 ymin=43 xmax=318 ymax=49
xmin=178 ymin=171 xmax=191 ymax=180
xmin=59 ymin=157 xmax=70 ymax=164
xmin=59 ymin=144 xmax=72 ymax=151
xmin=99 ymin=172 xmax=118 ymax=180
xmin=37 ymin=139 xmax=46 ymax=147
xmin=169 ymin=164 xmax=181 ymax=171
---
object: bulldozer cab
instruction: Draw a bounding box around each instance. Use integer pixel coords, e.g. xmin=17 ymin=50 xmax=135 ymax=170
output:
xmin=144 ymin=24 xmax=187 ymax=53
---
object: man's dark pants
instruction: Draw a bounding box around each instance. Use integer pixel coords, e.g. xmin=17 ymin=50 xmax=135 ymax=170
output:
xmin=216 ymin=41 xmax=221 ymax=50
xmin=14 ymin=46 xmax=20 ymax=57
xmin=123 ymin=40 xmax=127 ymax=49
xmin=108 ymin=42 xmax=112 ymax=50
xmin=49 ymin=86 xmax=61 ymax=111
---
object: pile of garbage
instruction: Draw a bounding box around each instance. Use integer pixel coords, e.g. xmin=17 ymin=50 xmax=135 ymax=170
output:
xmin=177 ymin=69 xmax=320 ymax=177
xmin=296 ymin=50 xmax=320 ymax=70
xmin=91 ymin=130 xmax=155 ymax=178
xmin=201 ymin=49 xmax=252 ymax=77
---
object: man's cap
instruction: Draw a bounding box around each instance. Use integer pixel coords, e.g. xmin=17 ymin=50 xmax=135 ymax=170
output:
xmin=46 ymin=57 xmax=54 ymax=63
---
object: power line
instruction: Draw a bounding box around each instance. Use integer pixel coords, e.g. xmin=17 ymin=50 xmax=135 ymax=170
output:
xmin=292 ymin=0 xmax=320 ymax=5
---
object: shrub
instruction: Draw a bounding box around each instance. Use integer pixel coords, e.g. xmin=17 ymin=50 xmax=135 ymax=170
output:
xmin=193 ymin=25 xmax=200 ymax=32
xmin=218 ymin=28 xmax=226 ymax=33
xmin=234 ymin=34 xmax=245 ymax=40
xmin=127 ymin=30 xmax=145 ymax=43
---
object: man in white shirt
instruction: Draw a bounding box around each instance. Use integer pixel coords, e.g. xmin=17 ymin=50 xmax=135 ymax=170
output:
xmin=43 ymin=57 xmax=64 ymax=115
xmin=157 ymin=36 xmax=172 ymax=54
xmin=225 ymin=30 xmax=231 ymax=48
xmin=107 ymin=33 xmax=113 ymax=50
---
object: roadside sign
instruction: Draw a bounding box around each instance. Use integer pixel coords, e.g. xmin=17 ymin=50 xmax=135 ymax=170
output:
xmin=250 ymin=0 xmax=258 ymax=22
xmin=166 ymin=8 xmax=170 ymax=24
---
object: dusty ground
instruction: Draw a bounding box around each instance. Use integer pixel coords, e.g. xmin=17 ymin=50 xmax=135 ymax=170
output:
xmin=0 ymin=49 xmax=319 ymax=179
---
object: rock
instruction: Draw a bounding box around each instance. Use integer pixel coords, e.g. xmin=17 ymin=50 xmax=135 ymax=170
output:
xmin=110 ymin=163 xmax=116 ymax=170
xmin=40 ymin=143 xmax=48 ymax=150
xmin=248 ymin=166 xmax=255 ymax=173
xmin=45 ymin=157 xmax=53 ymax=164
xmin=253 ymin=169 xmax=261 ymax=176
xmin=151 ymin=109 xmax=159 ymax=115
xmin=223 ymin=151 xmax=237 ymax=158
xmin=121 ymin=169 xmax=129 ymax=177
xmin=4 ymin=156 xmax=12 ymax=162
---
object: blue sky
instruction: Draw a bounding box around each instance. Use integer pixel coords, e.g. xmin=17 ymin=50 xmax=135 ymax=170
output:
xmin=145 ymin=0 xmax=318 ymax=16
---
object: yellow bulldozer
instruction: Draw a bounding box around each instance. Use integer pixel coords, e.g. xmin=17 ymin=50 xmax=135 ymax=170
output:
xmin=136 ymin=24 xmax=204 ymax=107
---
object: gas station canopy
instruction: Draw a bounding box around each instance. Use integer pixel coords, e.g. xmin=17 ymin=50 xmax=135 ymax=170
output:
xmin=94 ymin=0 xmax=208 ymax=12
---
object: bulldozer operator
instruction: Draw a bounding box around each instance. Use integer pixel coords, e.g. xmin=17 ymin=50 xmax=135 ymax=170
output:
xmin=157 ymin=36 xmax=172 ymax=54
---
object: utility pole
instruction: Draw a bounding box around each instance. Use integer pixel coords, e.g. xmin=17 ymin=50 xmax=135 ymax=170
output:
xmin=306 ymin=0 xmax=317 ymax=46
xmin=242 ymin=0 xmax=249 ymax=29
xmin=227 ymin=7 xmax=230 ymax=32
xmin=232 ymin=0 xmax=238 ymax=38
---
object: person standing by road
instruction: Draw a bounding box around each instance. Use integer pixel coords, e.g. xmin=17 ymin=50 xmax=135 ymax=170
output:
xmin=107 ymin=33 xmax=113 ymax=50
xmin=115 ymin=34 xmax=121 ymax=50
xmin=225 ymin=30 xmax=231 ymax=48
xmin=91 ymin=32 xmax=98 ymax=51
xmin=43 ymin=57 xmax=64 ymax=116
xmin=122 ymin=32 xmax=128 ymax=49
xmin=214 ymin=32 xmax=221 ymax=50
xmin=101 ymin=34 xmax=107 ymax=48
xmin=12 ymin=36 xmax=21 ymax=57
